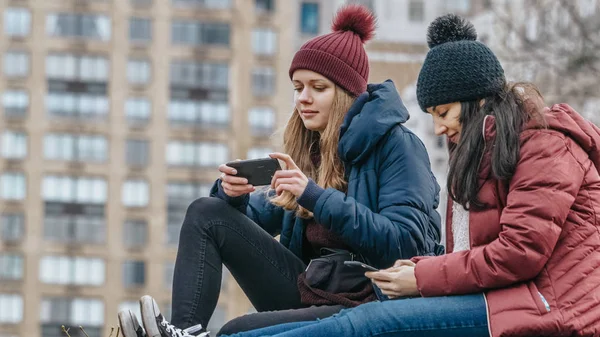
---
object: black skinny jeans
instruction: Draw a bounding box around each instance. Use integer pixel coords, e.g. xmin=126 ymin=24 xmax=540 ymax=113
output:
xmin=171 ymin=197 xmax=344 ymax=334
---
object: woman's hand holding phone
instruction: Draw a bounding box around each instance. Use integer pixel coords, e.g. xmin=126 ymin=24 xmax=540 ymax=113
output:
xmin=269 ymin=153 xmax=308 ymax=197
xmin=218 ymin=162 xmax=255 ymax=197
xmin=365 ymin=260 xmax=419 ymax=299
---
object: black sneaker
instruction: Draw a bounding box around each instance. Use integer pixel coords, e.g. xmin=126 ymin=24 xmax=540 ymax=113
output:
xmin=139 ymin=295 xmax=209 ymax=337
xmin=118 ymin=310 xmax=146 ymax=337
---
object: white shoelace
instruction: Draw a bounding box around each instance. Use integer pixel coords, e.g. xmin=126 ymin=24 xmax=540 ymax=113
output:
xmin=160 ymin=317 xmax=210 ymax=337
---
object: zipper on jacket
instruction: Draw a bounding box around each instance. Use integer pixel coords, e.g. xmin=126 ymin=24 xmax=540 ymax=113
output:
xmin=477 ymin=115 xmax=492 ymax=174
xmin=538 ymin=291 xmax=551 ymax=312
xmin=483 ymin=293 xmax=493 ymax=337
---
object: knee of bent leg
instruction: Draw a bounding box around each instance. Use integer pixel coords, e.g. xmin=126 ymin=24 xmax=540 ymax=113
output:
xmin=188 ymin=196 xmax=229 ymax=213
xmin=183 ymin=197 xmax=231 ymax=230
xmin=217 ymin=315 xmax=256 ymax=336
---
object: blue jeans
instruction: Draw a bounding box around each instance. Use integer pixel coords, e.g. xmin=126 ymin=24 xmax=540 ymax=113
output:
xmin=223 ymin=294 xmax=489 ymax=337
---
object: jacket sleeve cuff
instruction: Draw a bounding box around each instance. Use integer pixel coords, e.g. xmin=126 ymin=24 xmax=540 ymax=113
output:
xmin=296 ymin=179 xmax=325 ymax=212
xmin=411 ymin=256 xmax=434 ymax=264
xmin=414 ymin=256 xmax=450 ymax=297
xmin=214 ymin=179 xmax=249 ymax=207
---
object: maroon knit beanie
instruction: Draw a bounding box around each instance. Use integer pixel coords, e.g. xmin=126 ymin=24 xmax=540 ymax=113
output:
xmin=289 ymin=5 xmax=376 ymax=97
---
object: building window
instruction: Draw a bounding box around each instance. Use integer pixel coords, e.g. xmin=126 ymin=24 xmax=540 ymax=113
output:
xmin=445 ymin=0 xmax=471 ymax=13
xmin=43 ymin=176 xmax=106 ymax=244
xmin=124 ymin=219 xmax=147 ymax=248
xmin=166 ymin=141 xmax=228 ymax=168
xmin=44 ymin=203 xmax=105 ymax=244
xmin=170 ymin=61 xmax=228 ymax=89
xmin=170 ymin=61 xmax=229 ymax=127
xmin=255 ymin=0 xmax=275 ymax=13
xmin=1 ymin=213 xmax=24 ymax=242
xmin=39 ymin=256 xmax=104 ymax=286
xmin=3 ymin=51 xmax=29 ymax=78
xmin=252 ymin=67 xmax=275 ymax=97
xmin=1 ymin=173 xmax=25 ymax=201
xmin=122 ymin=179 xmax=149 ymax=207
xmin=46 ymin=54 xmax=108 ymax=82
xmin=168 ymin=101 xmax=229 ymax=127
xmin=43 ymin=175 xmax=107 ymax=202
xmin=42 ymin=175 xmax=107 ymax=205
xmin=347 ymin=0 xmax=375 ymax=12
xmin=129 ymin=17 xmax=152 ymax=43
xmin=44 ymin=134 xmax=107 ymax=162
xmin=1 ymin=131 xmax=27 ymax=159
xmin=126 ymin=98 xmax=151 ymax=125
xmin=0 ymin=254 xmax=23 ymax=280
xmin=249 ymin=107 xmax=275 ymax=135
xmin=300 ymin=2 xmax=319 ymax=35
xmin=0 ymin=294 xmax=23 ymax=324
xmin=46 ymin=13 xmax=111 ymax=41
xmin=408 ymin=0 xmax=425 ymax=22
xmin=252 ymin=28 xmax=277 ymax=55
xmin=164 ymin=262 xmax=175 ymax=289
xmin=4 ymin=8 xmax=31 ymax=37
xmin=40 ymin=297 xmax=103 ymax=337
xmin=172 ymin=0 xmax=231 ymax=8
xmin=2 ymin=90 xmax=29 ymax=118
xmin=167 ymin=182 xmax=211 ymax=245
xmin=247 ymin=147 xmax=273 ymax=160
xmin=46 ymin=54 xmax=109 ymax=120
xmin=126 ymin=139 xmax=149 ymax=167
xmin=123 ymin=260 xmax=145 ymax=287
xmin=171 ymin=21 xmax=230 ymax=46
xmin=127 ymin=59 xmax=151 ymax=85
xmin=46 ymin=92 xmax=108 ymax=120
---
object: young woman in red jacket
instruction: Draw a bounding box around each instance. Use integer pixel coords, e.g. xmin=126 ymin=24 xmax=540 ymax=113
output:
xmin=198 ymin=13 xmax=600 ymax=337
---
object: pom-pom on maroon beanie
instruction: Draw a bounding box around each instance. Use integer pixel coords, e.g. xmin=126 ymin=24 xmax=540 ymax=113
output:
xmin=289 ymin=4 xmax=376 ymax=97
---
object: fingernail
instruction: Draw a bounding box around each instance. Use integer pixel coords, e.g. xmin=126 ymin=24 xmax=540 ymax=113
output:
xmin=232 ymin=170 xmax=237 ymax=174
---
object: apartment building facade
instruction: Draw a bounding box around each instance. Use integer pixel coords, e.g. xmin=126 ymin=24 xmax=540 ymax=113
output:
xmin=0 ymin=0 xmax=294 ymax=335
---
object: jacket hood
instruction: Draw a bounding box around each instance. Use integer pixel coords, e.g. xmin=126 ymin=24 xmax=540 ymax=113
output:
xmin=338 ymin=80 xmax=410 ymax=164
xmin=480 ymin=104 xmax=600 ymax=180
xmin=537 ymin=104 xmax=600 ymax=173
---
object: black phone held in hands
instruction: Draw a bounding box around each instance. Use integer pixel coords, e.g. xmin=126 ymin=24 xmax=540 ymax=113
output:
xmin=226 ymin=158 xmax=282 ymax=186
xmin=343 ymin=260 xmax=379 ymax=272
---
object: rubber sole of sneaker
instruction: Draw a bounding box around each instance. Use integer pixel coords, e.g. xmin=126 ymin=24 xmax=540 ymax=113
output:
xmin=118 ymin=310 xmax=144 ymax=337
xmin=140 ymin=295 xmax=162 ymax=337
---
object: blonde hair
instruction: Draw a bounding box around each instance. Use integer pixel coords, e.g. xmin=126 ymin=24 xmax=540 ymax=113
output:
xmin=270 ymin=86 xmax=356 ymax=218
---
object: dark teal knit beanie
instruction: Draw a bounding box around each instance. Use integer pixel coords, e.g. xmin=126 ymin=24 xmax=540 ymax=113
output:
xmin=416 ymin=14 xmax=505 ymax=112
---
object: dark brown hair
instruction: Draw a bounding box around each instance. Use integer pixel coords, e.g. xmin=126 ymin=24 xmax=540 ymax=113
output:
xmin=447 ymin=83 xmax=545 ymax=209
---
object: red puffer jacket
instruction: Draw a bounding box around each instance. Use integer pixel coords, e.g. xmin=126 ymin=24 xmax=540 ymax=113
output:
xmin=414 ymin=104 xmax=600 ymax=337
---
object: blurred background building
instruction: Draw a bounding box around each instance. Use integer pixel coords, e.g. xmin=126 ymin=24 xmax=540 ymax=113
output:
xmin=0 ymin=0 xmax=294 ymax=335
xmin=0 ymin=0 xmax=598 ymax=336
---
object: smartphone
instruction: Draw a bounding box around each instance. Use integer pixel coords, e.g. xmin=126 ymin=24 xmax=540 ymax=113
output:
xmin=343 ymin=260 xmax=379 ymax=272
xmin=226 ymin=158 xmax=282 ymax=186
